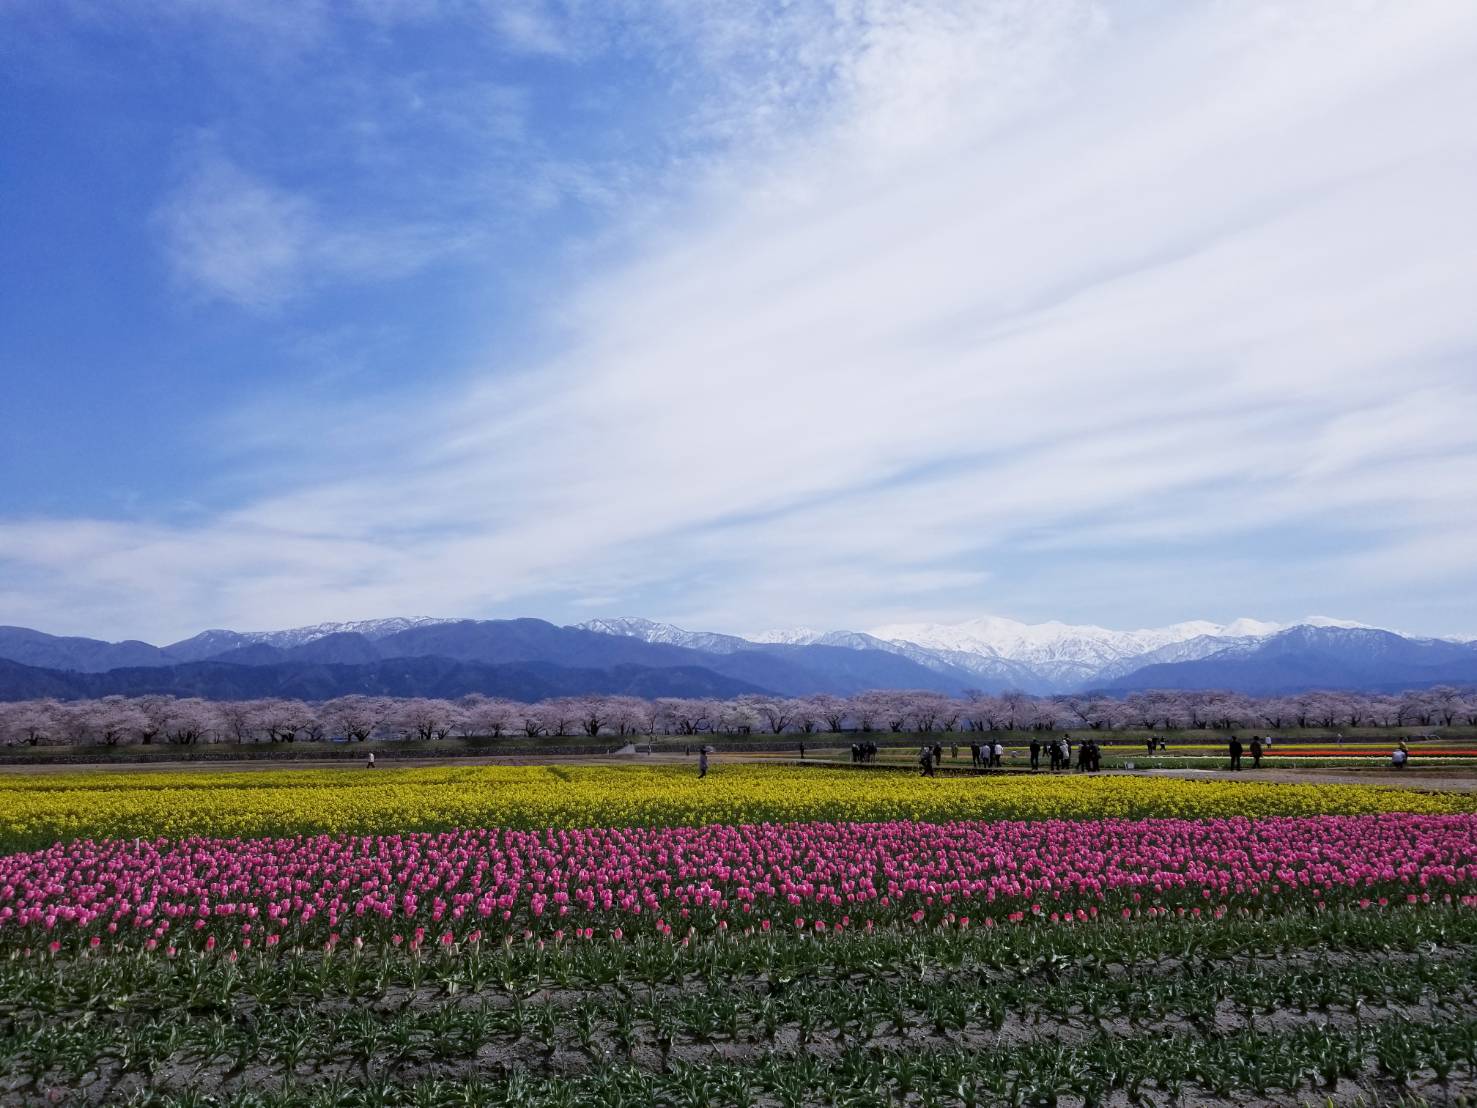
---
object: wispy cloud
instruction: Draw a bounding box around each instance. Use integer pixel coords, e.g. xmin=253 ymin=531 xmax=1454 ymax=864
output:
xmin=155 ymin=154 xmax=466 ymax=308
xmin=485 ymin=0 xmax=574 ymax=59
xmin=7 ymin=0 xmax=1477 ymax=641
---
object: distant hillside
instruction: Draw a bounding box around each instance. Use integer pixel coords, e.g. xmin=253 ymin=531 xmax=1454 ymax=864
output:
xmin=0 ymin=656 xmax=769 ymax=701
xmin=0 ymin=618 xmax=975 ymax=697
xmin=0 ymin=626 xmax=170 ymax=672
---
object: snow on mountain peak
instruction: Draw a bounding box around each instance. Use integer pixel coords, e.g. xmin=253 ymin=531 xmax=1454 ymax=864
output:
xmin=238 ymin=617 xmax=458 ymax=647
xmin=573 ymin=617 xmax=750 ymax=654
xmin=569 ymin=611 xmax=1391 ymax=691
xmin=1300 ymin=615 xmax=1375 ymax=630
xmin=749 ymin=627 xmax=826 ymax=645
xmin=865 ymin=615 xmax=1289 ymax=673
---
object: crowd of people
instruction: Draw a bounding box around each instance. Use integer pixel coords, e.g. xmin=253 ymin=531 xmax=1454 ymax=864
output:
xmin=683 ymin=732 xmax=1425 ymax=779
xmin=914 ymin=735 xmax=1107 ymax=776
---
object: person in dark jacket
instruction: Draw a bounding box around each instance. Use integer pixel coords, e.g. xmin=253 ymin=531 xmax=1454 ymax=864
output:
xmin=1228 ymin=737 xmax=1243 ymax=771
xmin=1249 ymin=736 xmax=1263 ymax=768
xmin=1029 ymin=738 xmax=1041 ymax=771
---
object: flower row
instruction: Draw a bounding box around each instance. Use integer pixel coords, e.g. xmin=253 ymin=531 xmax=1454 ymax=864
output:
xmin=4 ymin=764 xmax=1475 ymax=852
xmin=3 ymin=812 xmax=1475 ymax=951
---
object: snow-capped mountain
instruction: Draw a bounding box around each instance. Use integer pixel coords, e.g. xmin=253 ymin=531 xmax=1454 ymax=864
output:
xmin=1088 ymin=633 xmax=1259 ymax=683
xmin=163 ymin=617 xmax=459 ymax=661
xmin=867 ymin=615 xmax=1282 ymax=675
xmin=754 ymin=614 xmax=1379 ymax=690
xmin=751 ymin=627 xmax=826 ymax=646
xmin=165 ymin=612 xmax=1413 ymax=692
xmin=1103 ymin=626 xmax=1477 ymax=694
xmin=3 ymin=614 xmax=1469 ymax=698
xmin=576 ymin=617 xmax=753 ymax=655
xmin=241 ymin=617 xmax=460 ymax=647
xmin=590 ymin=620 xmax=1045 ymax=688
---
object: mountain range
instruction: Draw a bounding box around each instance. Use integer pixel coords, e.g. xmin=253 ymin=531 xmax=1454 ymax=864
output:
xmin=0 ymin=615 xmax=1472 ymax=701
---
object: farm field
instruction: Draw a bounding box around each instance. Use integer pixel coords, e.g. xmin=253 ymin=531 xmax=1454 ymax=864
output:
xmin=3 ymin=765 xmax=1477 ymax=1105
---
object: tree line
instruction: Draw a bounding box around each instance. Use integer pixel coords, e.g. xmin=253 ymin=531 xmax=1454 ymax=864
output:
xmin=2 ymin=687 xmax=1475 ymax=747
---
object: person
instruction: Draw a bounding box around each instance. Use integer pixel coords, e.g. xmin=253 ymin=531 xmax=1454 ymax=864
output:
xmin=933 ymin=742 xmax=944 ymax=770
xmin=1392 ymin=742 xmax=1409 ymax=769
xmin=698 ymin=746 xmax=710 ymax=778
xmin=1146 ymin=737 xmax=1156 ymax=757
xmin=1228 ymin=736 xmax=1243 ymax=771
xmin=1249 ymin=736 xmax=1263 ymax=769
xmin=798 ymin=741 xmax=806 ymax=759
xmin=366 ymin=751 xmax=376 ymax=769
xmin=919 ymin=745 xmax=935 ymax=777
xmin=1088 ymin=740 xmax=1100 ymax=772
xmin=951 ymin=743 xmax=958 ymax=761
xmin=970 ymin=741 xmax=982 ymax=768
xmin=1029 ymin=738 xmax=1041 ymax=771
xmin=990 ymin=740 xmax=1002 ymax=768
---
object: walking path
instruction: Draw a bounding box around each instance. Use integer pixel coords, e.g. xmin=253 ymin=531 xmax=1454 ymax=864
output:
xmin=4 ymin=748 xmax=1476 ymax=791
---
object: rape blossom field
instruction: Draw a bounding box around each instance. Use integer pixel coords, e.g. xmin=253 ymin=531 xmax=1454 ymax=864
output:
xmin=2 ymin=763 xmax=1473 ymax=851
xmin=3 ymin=766 xmax=1477 ymax=1105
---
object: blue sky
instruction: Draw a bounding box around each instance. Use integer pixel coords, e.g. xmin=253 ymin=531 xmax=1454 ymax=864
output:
xmin=2 ymin=0 xmax=1476 ymax=644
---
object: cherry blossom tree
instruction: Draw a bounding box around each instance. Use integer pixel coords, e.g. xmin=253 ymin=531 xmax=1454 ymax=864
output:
xmin=716 ymin=698 xmax=759 ymax=735
xmin=322 ymin=696 xmax=388 ymax=742
xmin=539 ymin=700 xmax=577 ymax=738
xmin=603 ymin=696 xmax=648 ymax=736
xmin=254 ymin=699 xmax=306 ymax=743
xmin=0 ymin=700 xmax=58 ymax=745
xmin=461 ymin=696 xmax=515 ymax=738
xmin=393 ymin=699 xmax=459 ymax=742
xmin=165 ymin=699 xmax=217 ymax=745
xmin=215 ymin=701 xmax=260 ymax=744
xmin=94 ymin=697 xmax=148 ymax=746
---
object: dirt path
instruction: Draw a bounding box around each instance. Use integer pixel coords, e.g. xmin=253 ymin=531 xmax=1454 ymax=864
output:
xmin=5 ymin=749 xmax=1477 ymax=792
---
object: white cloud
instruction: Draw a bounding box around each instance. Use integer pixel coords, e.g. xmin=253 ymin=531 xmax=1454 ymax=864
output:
xmin=11 ymin=0 xmax=1477 ymax=641
xmin=486 ymin=0 xmax=573 ymax=58
xmin=155 ymin=154 xmax=463 ymax=308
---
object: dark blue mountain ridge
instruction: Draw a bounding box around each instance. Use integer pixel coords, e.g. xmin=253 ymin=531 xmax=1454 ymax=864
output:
xmin=0 ymin=619 xmax=980 ymax=698
xmin=0 ymin=626 xmax=170 ymax=672
xmin=231 ymin=620 xmax=980 ymax=696
xmin=3 ymin=619 xmax=1473 ymax=700
xmin=1101 ymin=626 xmax=1477 ymax=695
xmin=0 ymin=656 xmax=769 ymax=702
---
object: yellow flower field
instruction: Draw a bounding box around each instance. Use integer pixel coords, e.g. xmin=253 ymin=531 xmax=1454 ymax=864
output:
xmin=1 ymin=764 xmax=1473 ymax=851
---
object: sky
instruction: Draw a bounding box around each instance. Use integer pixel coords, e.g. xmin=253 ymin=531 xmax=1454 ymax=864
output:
xmin=2 ymin=0 xmax=1476 ymax=645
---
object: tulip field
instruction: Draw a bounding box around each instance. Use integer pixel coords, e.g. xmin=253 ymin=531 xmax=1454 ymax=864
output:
xmin=3 ymin=766 xmax=1477 ymax=1105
